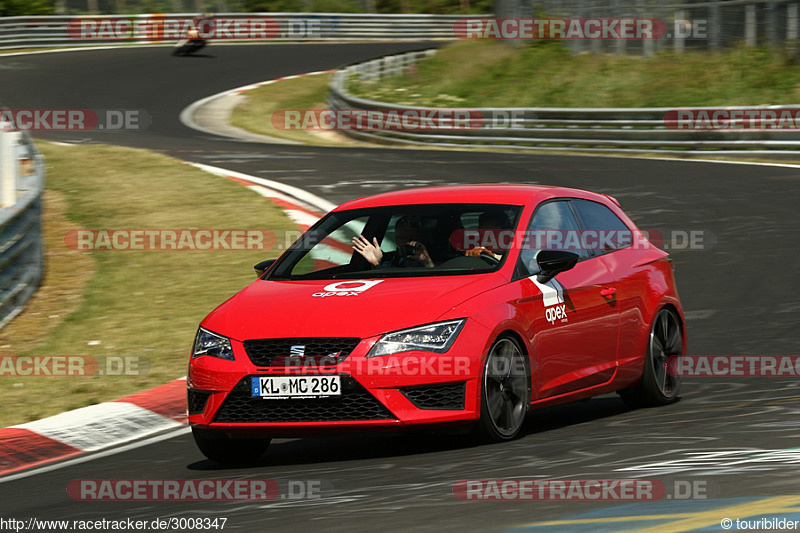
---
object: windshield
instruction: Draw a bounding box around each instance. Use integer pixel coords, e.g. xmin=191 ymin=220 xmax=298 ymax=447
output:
xmin=268 ymin=203 xmax=522 ymax=280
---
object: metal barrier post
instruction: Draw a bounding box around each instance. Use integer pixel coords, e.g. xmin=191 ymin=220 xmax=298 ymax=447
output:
xmin=0 ymin=128 xmax=19 ymax=207
xmin=745 ymin=4 xmax=757 ymax=46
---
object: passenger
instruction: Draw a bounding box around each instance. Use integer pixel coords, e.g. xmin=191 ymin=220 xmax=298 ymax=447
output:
xmin=465 ymin=209 xmax=510 ymax=261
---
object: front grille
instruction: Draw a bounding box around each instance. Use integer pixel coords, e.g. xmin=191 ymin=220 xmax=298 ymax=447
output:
xmin=400 ymin=382 xmax=466 ymax=410
xmin=243 ymin=338 xmax=361 ymax=367
xmin=214 ymin=375 xmax=396 ymax=423
xmin=187 ymin=390 xmax=211 ymax=415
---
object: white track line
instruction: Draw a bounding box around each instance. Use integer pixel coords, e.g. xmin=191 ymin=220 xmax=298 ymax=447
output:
xmin=189 ymin=161 xmax=336 ymax=214
xmin=179 ymin=70 xmax=333 ymax=141
xmin=12 ymin=403 xmax=183 ymax=452
xmin=0 ymin=426 xmax=191 ymax=483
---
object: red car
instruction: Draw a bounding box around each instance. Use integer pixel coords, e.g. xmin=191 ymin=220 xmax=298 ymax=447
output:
xmin=188 ymin=185 xmax=685 ymax=463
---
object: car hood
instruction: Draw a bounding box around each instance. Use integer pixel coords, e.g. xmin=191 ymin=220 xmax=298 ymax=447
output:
xmin=202 ymin=274 xmax=505 ymax=341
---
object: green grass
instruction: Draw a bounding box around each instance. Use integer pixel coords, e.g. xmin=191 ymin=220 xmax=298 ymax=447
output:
xmin=0 ymin=143 xmax=298 ymax=427
xmin=349 ymin=40 xmax=800 ymax=108
xmin=231 ymin=73 xmax=359 ymax=146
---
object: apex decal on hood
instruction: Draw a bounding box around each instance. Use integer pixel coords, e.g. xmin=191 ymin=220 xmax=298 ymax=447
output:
xmin=312 ymin=279 xmax=384 ymax=298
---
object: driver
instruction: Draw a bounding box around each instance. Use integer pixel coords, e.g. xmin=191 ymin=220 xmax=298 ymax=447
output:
xmin=173 ymin=13 xmax=209 ymax=56
xmin=352 ymin=215 xmax=435 ymax=268
xmin=465 ymin=209 xmax=510 ymax=261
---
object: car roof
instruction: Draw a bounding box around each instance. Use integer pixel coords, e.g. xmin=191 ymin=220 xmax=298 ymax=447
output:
xmin=336 ymin=184 xmax=617 ymax=210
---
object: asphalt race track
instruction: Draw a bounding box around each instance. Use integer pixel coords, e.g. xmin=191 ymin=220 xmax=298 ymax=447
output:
xmin=1 ymin=44 xmax=798 ymax=531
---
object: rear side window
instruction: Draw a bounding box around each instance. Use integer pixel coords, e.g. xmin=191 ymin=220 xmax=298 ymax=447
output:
xmin=571 ymin=199 xmax=631 ymax=255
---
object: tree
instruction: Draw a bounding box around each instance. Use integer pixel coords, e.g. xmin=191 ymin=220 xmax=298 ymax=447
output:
xmin=0 ymin=0 xmax=55 ymax=15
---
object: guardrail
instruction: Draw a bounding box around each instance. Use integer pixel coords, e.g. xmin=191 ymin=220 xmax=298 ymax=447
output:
xmin=0 ymin=122 xmax=44 ymax=331
xmin=328 ymin=50 xmax=800 ymax=157
xmin=0 ymin=13 xmax=487 ymax=49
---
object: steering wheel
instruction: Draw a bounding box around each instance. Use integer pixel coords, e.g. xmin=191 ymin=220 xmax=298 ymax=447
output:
xmin=479 ymin=251 xmax=500 ymax=266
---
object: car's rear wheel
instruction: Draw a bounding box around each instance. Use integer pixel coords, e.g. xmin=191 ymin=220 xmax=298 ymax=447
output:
xmin=192 ymin=427 xmax=271 ymax=464
xmin=619 ymin=307 xmax=682 ymax=408
xmin=474 ymin=336 xmax=530 ymax=443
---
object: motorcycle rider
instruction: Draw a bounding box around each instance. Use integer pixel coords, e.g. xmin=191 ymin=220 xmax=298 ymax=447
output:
xmin=173 ymin=13 xmax=209 ymax=56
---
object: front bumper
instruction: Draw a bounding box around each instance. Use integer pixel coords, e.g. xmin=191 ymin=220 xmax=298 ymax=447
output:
xmin=187 ymin=322 xmax=490 ymax=435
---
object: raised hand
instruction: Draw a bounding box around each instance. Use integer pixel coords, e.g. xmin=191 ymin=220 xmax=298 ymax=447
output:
xmin=352 ymin=235 xmax=383 ymax=266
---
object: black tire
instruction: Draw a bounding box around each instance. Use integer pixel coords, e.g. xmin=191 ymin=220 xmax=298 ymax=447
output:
xmin=192 ymin=427 xmax=271 ymax=464
xmin=619 ymin=307 xmax=682 ymax=408
xmin=473 ymin=336 xmax=531 ymax=443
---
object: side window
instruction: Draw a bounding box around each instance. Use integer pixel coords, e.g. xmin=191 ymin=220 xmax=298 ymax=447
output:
xmin=518 ymin=200 xmax=589 ymax=277
xmin=571 ymin=200 xmax=631 ymax=255
xmin=290 ymin=217 xmax=367 ymax=276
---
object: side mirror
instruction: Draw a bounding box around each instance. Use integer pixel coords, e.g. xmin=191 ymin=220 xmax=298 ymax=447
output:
xmin=254 ymin=259 xmax=276 ymax=277
xmin=535 ymin=250 xmax=578 ymax=284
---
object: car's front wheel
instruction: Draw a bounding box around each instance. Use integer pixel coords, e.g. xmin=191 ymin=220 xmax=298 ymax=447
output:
xmin=192 ymin=427 xmax=271 ymax=464
xmin=474 ymin=336 xmax=530 ymax=443
xmin=619 ymin=306 xmax=682 ymax=408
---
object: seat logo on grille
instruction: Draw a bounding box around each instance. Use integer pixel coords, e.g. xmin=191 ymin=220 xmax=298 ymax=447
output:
xmin=290 ymin=345 xmax=306 ymax=356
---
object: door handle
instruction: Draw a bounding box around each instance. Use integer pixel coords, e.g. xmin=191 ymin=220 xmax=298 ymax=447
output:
xmin=600 ymin=287 xmax=616 ymax=299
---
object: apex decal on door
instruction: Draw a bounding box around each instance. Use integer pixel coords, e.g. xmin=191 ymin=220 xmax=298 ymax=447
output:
xmin=531 ymin=276 xmax=569 ymax=325
xmin=312 ymin=279 xmax=384 ymax=298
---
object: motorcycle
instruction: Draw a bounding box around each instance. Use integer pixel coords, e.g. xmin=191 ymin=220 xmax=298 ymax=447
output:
xmin=172 ymin=28 xmax=206 ymax=56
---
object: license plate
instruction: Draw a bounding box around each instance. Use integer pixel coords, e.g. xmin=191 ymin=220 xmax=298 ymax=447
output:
xmin=251 ymin=375 xmax=341 ymax=399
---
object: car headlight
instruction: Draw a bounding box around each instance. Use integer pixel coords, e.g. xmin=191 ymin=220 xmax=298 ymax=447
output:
xmin=366 ymin=319 xmax=466 ymax=358
xmin=192 ymin=327 xmax=234 ymax=361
